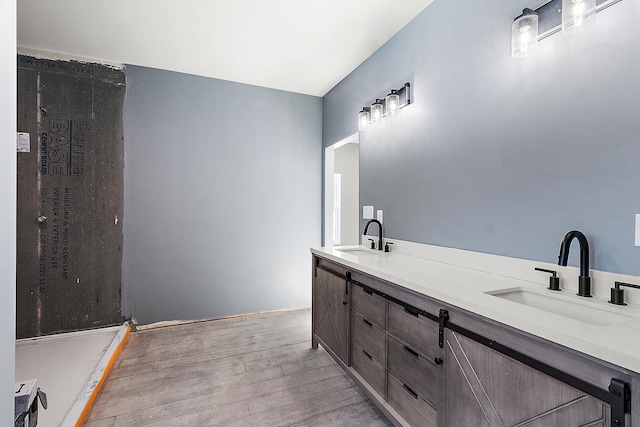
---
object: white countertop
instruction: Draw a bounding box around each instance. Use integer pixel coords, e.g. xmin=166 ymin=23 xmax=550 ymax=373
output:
xmin=311 ymin=244 xmax=640 ymax=375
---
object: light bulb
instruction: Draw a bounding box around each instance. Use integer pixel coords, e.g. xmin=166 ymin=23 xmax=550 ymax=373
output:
xmin=519 ymin=31 xmax=531 ymax=44
xmin=562 ymin=0 xmax=596 ymax=34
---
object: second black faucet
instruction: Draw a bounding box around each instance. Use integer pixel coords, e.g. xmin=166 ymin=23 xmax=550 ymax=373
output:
xmin=558 ymin=230 xmax=591 ymax=297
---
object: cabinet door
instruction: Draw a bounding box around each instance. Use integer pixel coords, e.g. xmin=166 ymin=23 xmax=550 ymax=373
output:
xmin=444 ymin=330 xmax=610 ymax=427
xmin=313 ymin=267 xmax=349 ymax=363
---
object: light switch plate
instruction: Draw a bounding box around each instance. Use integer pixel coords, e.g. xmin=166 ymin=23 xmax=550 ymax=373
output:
xmin=377 ymin=210 xmax=383 ymax=223
xmin=363 ymin=206 xmax=374 ymax=220
xmin=636 ymin=214 xmax=640 ymax=247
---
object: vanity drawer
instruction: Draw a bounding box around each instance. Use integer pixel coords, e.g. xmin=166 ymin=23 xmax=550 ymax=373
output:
xmin=387 ymin=335 xmax=439 ymax=407
xmin=388 ymin=372 xmax=437 ymax=427
xmin=352 ymin=311 xmax=386 ymax=364
xmin=388 ymin=300 xmax=439 ymax=360
xmin=351 ymin=284 xmax=386 ymax=327
xmin=351 ymin=340 xmax=386 ymax=399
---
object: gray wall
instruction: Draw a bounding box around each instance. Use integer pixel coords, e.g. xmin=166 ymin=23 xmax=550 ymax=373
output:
xmin=122 ymin=66 xmax=322 ymax=324
xmin=323 ymin=0 xmax=640 ymax=276
xmin=1 ymin=0 xmax=16 ymax=420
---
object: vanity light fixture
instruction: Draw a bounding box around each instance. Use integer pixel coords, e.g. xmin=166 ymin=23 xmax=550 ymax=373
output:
xmin=357 ymin=83 xmax=411 ymax=131
xmin=511 ymin=0 xmax=622 ymax=58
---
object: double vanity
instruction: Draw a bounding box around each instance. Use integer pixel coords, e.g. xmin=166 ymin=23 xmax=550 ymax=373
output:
xmin=311 ymin=240 xmax=640 ymax=427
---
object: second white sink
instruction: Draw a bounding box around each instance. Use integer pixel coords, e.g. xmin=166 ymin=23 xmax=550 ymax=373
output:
xmin=486 ymin=287 xmax=634 ymax=326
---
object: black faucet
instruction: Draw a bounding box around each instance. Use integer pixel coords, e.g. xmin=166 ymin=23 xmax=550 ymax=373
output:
xmin=557 ymin=230 xmax=591 ymax=297
xmin=363 ymin=219 xmax=383 ymax=251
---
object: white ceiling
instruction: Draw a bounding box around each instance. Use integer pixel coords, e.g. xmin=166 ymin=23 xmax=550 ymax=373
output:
xmin=17 ymin=0 xmax=433 ymax=97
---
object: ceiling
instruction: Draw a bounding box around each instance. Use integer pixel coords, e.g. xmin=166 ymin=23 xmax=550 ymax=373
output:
xmin=17 ymin=0 xmax=434 ymax=97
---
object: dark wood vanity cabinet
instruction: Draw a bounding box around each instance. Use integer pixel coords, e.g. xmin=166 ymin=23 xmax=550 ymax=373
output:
xmin=312 ymin=255 xmax=635 ymax=427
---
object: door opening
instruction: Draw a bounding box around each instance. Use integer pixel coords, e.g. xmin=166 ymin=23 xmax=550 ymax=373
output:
xmin=324 ymin=133 xmax=359 ymax=247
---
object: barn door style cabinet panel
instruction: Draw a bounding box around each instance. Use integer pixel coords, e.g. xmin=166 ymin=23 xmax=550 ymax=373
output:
xmin=311 ymin=259 xmax=350 ymax=364
xmin=445 ymin=330 xmax=610 ymax=426
xmin=311 ymin=254 xmax=636 ymax=427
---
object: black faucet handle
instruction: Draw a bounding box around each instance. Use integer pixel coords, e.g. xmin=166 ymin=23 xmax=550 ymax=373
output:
xmin=535 ymin=267 xmax=560 ymax=291
xmin=367 ymin=238 xmax=376 ymax=249
xmin=384 ymin=242 xmax=394 ymax=253
xmin=535 ymin=267 xmax=557 ymax=276
xmin=609 ymin=281 xmax=640 ymax=306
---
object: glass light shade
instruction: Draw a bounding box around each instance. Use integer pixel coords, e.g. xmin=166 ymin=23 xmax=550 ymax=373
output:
xmin=358 ymin=109 xmax=371 ymax=132
xmin=562 ymin=0 xmax=596 ymax=34
xmin=371 ymin=101 xmax=384 ymax=122
xmin=385 ymin=91 xmax=400 ymax=116
xmin=511 ymin=9 xmax=539 ymax=58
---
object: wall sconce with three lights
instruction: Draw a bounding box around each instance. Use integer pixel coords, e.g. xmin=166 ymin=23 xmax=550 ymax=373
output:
xmin=512 ymin=0 xmax=622 ymax=58
xmin=358 ymin=83 xmax=411 ymax=132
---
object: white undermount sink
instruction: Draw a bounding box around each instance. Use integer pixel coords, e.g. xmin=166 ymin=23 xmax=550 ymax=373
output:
xmin=335 ymin=247 xmax=378 ymax=256
xmin=486 ymin=287 xmax=635 ymax=326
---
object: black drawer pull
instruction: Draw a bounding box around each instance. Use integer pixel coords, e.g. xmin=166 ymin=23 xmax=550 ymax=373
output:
xmin=434 ymin=357 xmax=443 ymax=366
xmin=364 ymin=288 xmax=373 ymax=295
xmin=403 ymin=384 xmax=418 ymax=399
xmin=404 ymin=306 xmax=419 ymax=318
xmin=362 ymin=349 xmax=373 ymax=360
xmin=362 ymin=318 xmax=373 ymax=327
xmin=403 ymin=345 xmax=419 ymax=359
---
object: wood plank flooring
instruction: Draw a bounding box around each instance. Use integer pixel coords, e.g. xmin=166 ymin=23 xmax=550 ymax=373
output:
xmin=85 ymin=308 xmax=392 ymax=426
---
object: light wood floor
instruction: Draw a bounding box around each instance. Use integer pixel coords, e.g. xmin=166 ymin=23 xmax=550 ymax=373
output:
xmin=84 ymin=308 xmax=392 ymax=426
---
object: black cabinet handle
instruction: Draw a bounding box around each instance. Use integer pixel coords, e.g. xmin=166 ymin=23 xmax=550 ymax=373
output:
xmin=403 ymin=345 xmax=419 ymax=359
xmin=362 ymin=349 xmax=373 ymax=360
xmin=404 ymin=306 xmax=419 ymax=318
xmin=403 ymin=384 xmax=418 ymax=399
xmin=364 ymin=288 xmax=373 ymax=295
xmin=342 ymin=301 xmax=348 ymax=305
xmin=363 ymin=318 xmax=373 ymax=327
xmin=434 ymin=357 xmax=443 ymax=366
